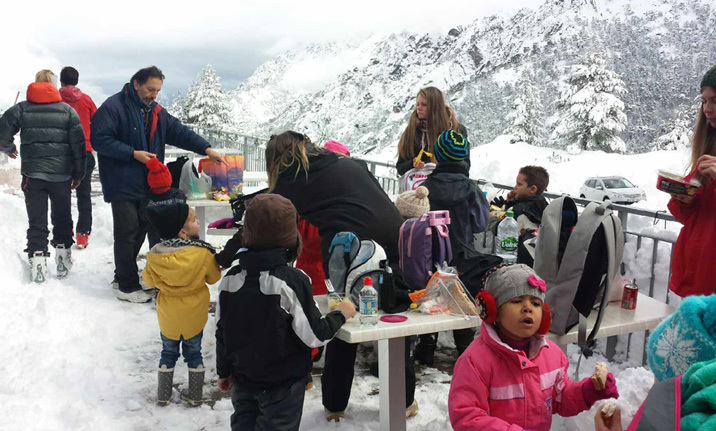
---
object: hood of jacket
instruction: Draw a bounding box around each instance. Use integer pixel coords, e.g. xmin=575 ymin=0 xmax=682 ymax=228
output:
xmin=146 ymin=243 xmax=216 ymax=295
xmin=425 ymin=162 xmax=475 ymax=207
xmin=26 ymin=82 xmax=62 ymax=104
xmin=59 ymin=86 xmax=82 ymax=103
xmin=277 ymin=149 xmax=339 ymax=182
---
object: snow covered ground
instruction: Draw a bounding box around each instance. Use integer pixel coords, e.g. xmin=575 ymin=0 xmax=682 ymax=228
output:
xmin=0 ymin=142 xmax=672 ymax=430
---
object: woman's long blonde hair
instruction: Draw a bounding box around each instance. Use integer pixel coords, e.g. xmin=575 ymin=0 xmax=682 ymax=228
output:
xmin=397 ymin=87 xmax=460 ymax=162
xmin=35 ymin=69 xmax=55 ymax=83
xmin=690 ymin=89 xmax=716 ymax=183
xmin=265 ymin=131 xmax=321 ymax=191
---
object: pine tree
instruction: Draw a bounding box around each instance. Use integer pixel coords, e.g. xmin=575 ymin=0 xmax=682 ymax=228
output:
xmin=505 ymin=69 xmax=544 ymax=145
xmin=184 ymin=64 xmax=236 ymax=131
xmin=166 ymin=92 xmax=187 ymax=123
xmin=552 ymin=54 xmax=628 ymax=154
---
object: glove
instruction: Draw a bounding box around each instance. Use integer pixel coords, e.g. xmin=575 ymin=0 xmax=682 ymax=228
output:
xmin=208 ymin=217 xmax=236 ymax=229
xmin=490 ymin=195 xmax=506 ymax=208
xmin=582 ymin=373 xmax=619 ymax=407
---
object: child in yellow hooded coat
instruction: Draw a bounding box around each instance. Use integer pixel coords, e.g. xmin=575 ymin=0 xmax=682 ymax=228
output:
xmin=143 ymin=202 xmax=222 ymax=406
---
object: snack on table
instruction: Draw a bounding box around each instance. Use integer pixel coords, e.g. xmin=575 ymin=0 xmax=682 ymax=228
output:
xmin=328 ymin=297 xmax=342 ymax=312
xmin=449 ymin=281 xmax=478 ymax=316
xmin=656 ymin=170 xmax=701 ymax=196
xmin=600 ymin=400 xmax=618 ymax=417
xmin=592 ymin=362 xmax=608 ymax=390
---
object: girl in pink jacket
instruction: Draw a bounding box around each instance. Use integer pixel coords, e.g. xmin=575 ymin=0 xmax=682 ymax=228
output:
xmin=448 ymin=264 xmax=619 ymax=431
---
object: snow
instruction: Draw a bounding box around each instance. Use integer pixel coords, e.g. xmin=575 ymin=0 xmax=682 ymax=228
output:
xmin=0 ymin=149 xmax=669 ymax=429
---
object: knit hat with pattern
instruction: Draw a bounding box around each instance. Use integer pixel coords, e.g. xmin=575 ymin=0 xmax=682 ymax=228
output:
xmin=701 ymin=64 xmax=716 ymax=89
xmin=483 ymin=264 xmax=547 ymax=309
xmin=646 ymin=295 xmax=716 ymax=382
xmin=395 ymin=186 xmax=430 ymax=219
xmin=434 ymin=130 xmax=469 ymax=163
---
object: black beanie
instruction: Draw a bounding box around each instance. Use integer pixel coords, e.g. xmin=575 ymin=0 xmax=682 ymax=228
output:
xmin=146 ymin=203 xmax=189 ymax=240
xmin=701 ymin=64 xmax=716 ymax=89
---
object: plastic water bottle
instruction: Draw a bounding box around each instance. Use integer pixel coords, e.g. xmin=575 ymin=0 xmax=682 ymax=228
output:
xmin=496 ymin=210 xmax=519 ymax=263
xmin=359 ymin=277 xmax=378 ymax=325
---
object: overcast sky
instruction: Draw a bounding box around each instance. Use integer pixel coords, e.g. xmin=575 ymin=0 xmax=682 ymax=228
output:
xmin=1 ymin=0 xmax=543 ymax=109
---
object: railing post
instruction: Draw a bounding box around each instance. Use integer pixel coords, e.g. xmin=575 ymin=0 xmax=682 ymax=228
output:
xmin=617 ymin=210 xmax=628 ymax=232
xmin=243 ymin=136 xmax=249 ymax=170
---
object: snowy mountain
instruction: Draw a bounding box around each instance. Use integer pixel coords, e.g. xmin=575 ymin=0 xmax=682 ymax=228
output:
xmin=226 ymin=0 xmax=716 ymax=154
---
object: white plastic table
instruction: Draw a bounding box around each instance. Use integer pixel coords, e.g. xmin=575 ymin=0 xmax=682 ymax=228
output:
xmin=316 ymin=293 xmax=673 ymax=431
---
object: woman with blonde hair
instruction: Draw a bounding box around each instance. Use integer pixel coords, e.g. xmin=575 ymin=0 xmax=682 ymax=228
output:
xmin=667 ymin=64 xmax=716 ymax=297
xmin=396 ymin=86 xmax=468 ymax=175
xmin=0 ymin=70 xmax=86 ymax=282
xmin=264 ymin=130 xmax=418 ymax=420
xmin=35 ymin=69 xmax=56 ymax=84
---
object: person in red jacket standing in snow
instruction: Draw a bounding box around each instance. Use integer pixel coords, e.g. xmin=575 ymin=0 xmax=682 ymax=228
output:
xmin=59 ymin=66 xmax=97 ymax=249
xmin=667 ymin=64 xmax=716 ymax=297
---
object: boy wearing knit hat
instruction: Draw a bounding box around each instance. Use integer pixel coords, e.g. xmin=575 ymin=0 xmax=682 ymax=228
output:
xmin=449 ymin=264 xmax=618 ymax=431
xmin=143 ymin=202 xmax=222 ymax=406
xmin=145 ymin=158 xmax=187 ymax=247
xmin=215 ymin=194 xmax=356 ymax=431
xmin=415 ymin=131 xmax=489 ymax=365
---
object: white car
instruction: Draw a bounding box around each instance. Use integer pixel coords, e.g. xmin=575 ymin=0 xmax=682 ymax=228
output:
xmin=579 ymin=176 xmax=646 ymax=205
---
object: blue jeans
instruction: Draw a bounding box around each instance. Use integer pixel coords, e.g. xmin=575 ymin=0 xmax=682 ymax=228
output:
xmin=159 ymin=332 xmax=203 ymax=369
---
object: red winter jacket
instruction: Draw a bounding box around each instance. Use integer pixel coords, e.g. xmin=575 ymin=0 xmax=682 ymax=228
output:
xmin=59 ymin=86 xmax=97 ymax=152
xmin=667 ymin=170 xmax=716 ymax=297
xmin=296 ymin=217 xmax=326 ymax=295
xmin=448 ymin=323 xmax=589 ymax=431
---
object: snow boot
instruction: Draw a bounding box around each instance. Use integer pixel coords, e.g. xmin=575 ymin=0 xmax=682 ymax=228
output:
xmin=157 ymin=365 xmax=174 ymax=406
xmin=55 ymin=244 xmax=73 ymax=278
xmin=76 ymin=232 xmax=89 ymax=249
xmin=414 ymin=336 xmax=437 ymax=367
xmin=29 ymin=251 xmax=48 ymax=283
xmin=180 ymin=364 xmax=205 ymax=406
xmin=325 ymin=408 xmax=345 ymax=422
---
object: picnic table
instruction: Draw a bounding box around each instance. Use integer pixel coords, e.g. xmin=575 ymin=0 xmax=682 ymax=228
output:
xmin=316 ymin=293 xmax=673 ymax=431
xmin=186 ymin=172 xmax=267 ymax=240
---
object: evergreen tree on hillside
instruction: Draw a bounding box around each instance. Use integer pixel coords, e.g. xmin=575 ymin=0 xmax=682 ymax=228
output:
xmin=552 ymin=54 xmax=628 ymax=154
xmin=184 ymin=64 xmax=236 ymax=130
xmin=166 ymin=92 xmax=186 ymax=123
xmin=505 ymin=69 xmax=544 ymax=145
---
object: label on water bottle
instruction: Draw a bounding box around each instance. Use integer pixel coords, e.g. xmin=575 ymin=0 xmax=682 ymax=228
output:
xmin=360 ymin=298 xmax=378 ymax=316
xmin=500 ymin=236 xmax=518 ymax=252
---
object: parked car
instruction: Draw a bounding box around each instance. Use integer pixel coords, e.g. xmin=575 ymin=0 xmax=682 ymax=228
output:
xmin=579 ymin=176 xmax=646 ymax=205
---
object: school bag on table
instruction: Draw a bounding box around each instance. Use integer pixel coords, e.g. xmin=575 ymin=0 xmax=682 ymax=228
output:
xmin=534 ymin=196 xmax=624 ymax=356
xmin=399 ymin=210 xmax=452 ymax=291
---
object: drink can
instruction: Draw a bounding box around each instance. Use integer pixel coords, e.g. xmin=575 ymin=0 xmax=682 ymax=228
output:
xmin=621 ymin=280 xmax=638 ymax=310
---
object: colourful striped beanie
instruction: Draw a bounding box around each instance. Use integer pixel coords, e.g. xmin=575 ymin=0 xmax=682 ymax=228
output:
xmin=434 ymin=130 xmax=469 ymax=163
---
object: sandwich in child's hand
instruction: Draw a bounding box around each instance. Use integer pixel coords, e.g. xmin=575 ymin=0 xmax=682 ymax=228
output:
xmin=592 ymin=362 xmax=608 ymax=390
xmin=600 ymin=400 xmax=618 ymax=418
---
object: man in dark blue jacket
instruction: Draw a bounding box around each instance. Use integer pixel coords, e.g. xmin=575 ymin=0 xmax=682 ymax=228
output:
xmin=91 ymin=66 xmax=226 ymax=303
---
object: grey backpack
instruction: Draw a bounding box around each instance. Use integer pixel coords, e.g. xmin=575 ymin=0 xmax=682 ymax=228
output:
xmin=534 ymin=197 xmax=623 ymax=351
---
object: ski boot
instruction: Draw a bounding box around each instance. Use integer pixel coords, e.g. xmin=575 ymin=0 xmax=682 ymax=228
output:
xmin=55 ymin=244 xmax=73 ymax=278
xmin=29 ymin=251 xmax=48 ymax=283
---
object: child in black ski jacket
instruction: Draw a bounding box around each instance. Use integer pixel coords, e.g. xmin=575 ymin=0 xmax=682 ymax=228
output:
xmin=215 ymin=194 xmax=356 ymax=431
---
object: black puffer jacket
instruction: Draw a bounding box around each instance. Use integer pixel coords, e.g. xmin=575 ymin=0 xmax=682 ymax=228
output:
xmin=0 ymin=82 xmax=86 ymax=180
xmin=272 ymin=151 xmax=404 ymax=262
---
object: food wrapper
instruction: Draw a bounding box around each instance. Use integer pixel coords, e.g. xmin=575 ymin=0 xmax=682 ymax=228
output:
xmin=411 ymin=265 xmax=477 ymax=317
xmin=656 ymin=170 xmax=700 ymax=196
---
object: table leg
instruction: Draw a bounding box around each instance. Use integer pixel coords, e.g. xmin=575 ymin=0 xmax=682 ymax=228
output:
xmin=196 ymin=206 xmax=206 ymax=240
xmin=379 ymin=337 xmax=406 ymax=431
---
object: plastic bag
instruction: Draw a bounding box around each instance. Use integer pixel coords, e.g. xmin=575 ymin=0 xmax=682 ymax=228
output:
xmin=399 ymin=163 xmax=435 ymax=193
xmin=199 ymin=155 xmax=245 ymax=199
xmin=410 ymin=265 xmax=478 ymax=317
xmin=178 ymin=156 xmax=212 ymax=199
